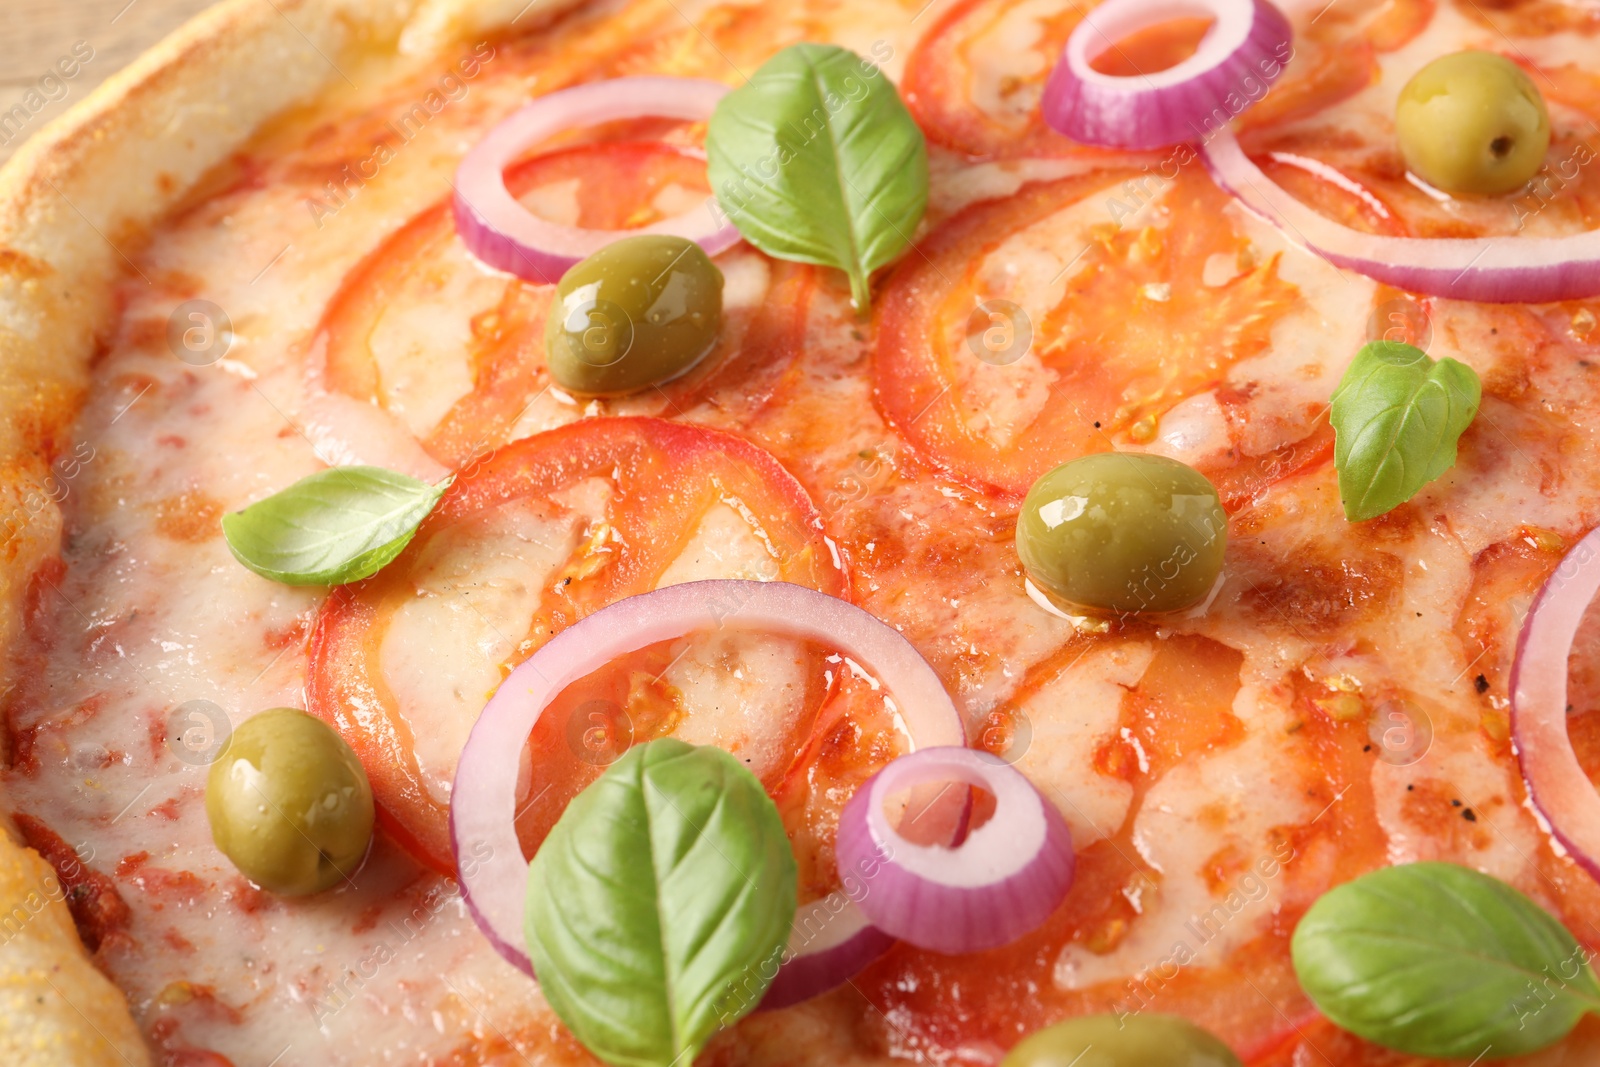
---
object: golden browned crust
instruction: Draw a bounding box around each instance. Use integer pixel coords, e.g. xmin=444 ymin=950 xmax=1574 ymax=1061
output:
xmin=0 ymin=814 xmax=149 ymax=1067
xmin=0 ymin=0 xmax=582 ymax=1061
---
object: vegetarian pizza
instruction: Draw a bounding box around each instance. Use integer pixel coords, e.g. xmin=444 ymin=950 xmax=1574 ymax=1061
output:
xmin=3 ymin=0 xmax=1600 ymax=1064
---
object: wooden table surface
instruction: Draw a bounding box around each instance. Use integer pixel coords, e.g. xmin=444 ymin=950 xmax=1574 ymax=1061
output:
xmin=1 ymin=0 xmax=219 ymax=164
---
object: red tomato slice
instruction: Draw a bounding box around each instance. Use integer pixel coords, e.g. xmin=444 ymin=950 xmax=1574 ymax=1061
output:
xmin=1236 ymin=0 xmax=1434 ymax=133
xmin=902 ymin=0 xmax=1421 ymax=161
xmin=1362 ymin=0 xmax=1437 ymax=51
xmin=310 ymin=135 xmax=787 ymax=470
xmin=1458 ymin=0 xmax=1599 ymax=36
xmin=905 ymin=0 xmax=1217 ymax=161
xmin=873 ymin=168 xmax=1303 ymax=498
xmin=856 ymin=633 xmax=1396 ymax=1058
xmin=306 ymin=416 xmax=848 ymax=873
xmin=904 ymin=0 xmax=1213 ymax=160
xmin=905 ymin=0 xmax=1098 ymax=159
xmin=1234 ymin=37 xmax=1377 ymax=134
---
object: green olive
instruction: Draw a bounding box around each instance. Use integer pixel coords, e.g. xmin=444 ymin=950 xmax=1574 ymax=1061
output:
xmin=1017 ymin=452 xmax=1227 ymax=615
xmin=545 ymin=234 xmax=724 ymax=396
xmin=1002 ymin=1014 xmax=1242 ymax=1067
xmin=206 ymin=708 xmax=374 ymax=896
xmin=1395 ymin=51 xmax=1550 ymax=196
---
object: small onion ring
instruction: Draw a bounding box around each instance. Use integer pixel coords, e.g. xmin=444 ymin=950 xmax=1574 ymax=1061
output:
xmin=453 ymin=77 xmax=740 ymax=283
xmin=450 ymin=579 xmax=965 ymax=976
xmin=1202 ymin=129 xmax=1600 ymax=302
xmin=1040 ymin=0 xmax=1293 ymax=151
xmin=835 ymin=746 xmax=1075 ymax=955
xmin=758 ymin=782 xmax=972 ymax=1008
xmin=1510 ymin=525 xmax=1600 ymax=883
xmin=758 ymin=898 xmax=897 ymax=1010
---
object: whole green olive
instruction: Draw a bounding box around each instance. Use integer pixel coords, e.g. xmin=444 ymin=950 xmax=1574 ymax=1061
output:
xmin=545 ymin=234 xmax=724 ymax=396
xmin=205 ymin=708 xmax=374 ymax=896
xmin=1002 ymin=1014 xmax=1242 ymax=1067
xmin=1017 ymin=452 xmax=1227 ymax=615
xmin=1395 ymin=51 xmax=1550 ymax=196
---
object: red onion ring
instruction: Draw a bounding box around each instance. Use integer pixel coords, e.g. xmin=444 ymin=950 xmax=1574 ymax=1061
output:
xmin=1202 ymin=129 xmax=1600 ymax=302
xmin=758 ymin=769 xmax=973 ymax=1008
xmin=835 ymin=746 xmax=1075 ymax=955
xmin=450 ymin=579 xmax=965 ymax=977
xmin=1040 ymin=0 xmax=1293 ymax=151
xmin=453 ymin=77 xmax=741 ymax=283
xmin=758 ymin=898 xmax=897 ymax=1010
xmin=1510 ymin=525 xmax=1600 ymax=883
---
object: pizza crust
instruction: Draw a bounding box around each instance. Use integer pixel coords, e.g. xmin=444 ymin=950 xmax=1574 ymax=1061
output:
xmin=0 ymin=814 xmax=149 ymax=1067
xmin=401 ymin=0 xmax=573 ymax=55
xmin=0 ymin=0 xmax=582 ymax=1060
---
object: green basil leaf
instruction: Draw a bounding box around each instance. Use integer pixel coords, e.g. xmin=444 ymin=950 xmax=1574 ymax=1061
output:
xmin=525 ymin=738 xmax=797 ymax=1067
xmin=1329 ymin=340 xmax=1481 ymax=522
xmin=706 ymin=43 xmax=928 ymax=311
xmin=221 ymin=466 xmax=448 ymax=586
xmin=1292 ymin=862 xmax=1600 ymax=1060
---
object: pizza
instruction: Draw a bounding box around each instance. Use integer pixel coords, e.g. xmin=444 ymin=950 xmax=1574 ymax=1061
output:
xmin=3 ymin=0 xmax=1600 ymax=1064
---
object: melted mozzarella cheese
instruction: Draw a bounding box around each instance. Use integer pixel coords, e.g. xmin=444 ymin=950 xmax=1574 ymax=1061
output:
xmin=663 ymin=631 xmax=809 ymax=779
xmin=1014 ymin=642 xmax=1149 ymax=847
xmin=657 ymin=498 xmax=787 ymax=584
xmin=960 ymin=0 xmax=1069 ymax=125
xmin=1055 ymin=731 xmax=1312 ymax=991
xmin=1220 ymin=201 xmax=1377 ymax=457
xmin=381 ymin=495 xmax=586 ymax=801
xmin=1139 ymin=391 xmax=1232 ymax=466
xmin=951 ymin=177 xmax=1166 ymax=449
xmin=366 ymin=245 xmax=503 ymax=439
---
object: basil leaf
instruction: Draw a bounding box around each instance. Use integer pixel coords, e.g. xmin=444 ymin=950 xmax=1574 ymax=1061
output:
xmin=221 ymin=466 xmax=448 ymax=585
xmin=1292 ymin=862 xmax=1600 ymax=1060
xmin=1329 ymin=340 xmax=1481 ymax=522
xmin=526 ymin=738 xmax=797 ymax=1067
xmin=707 ymin=43 xmax=928 ymax=311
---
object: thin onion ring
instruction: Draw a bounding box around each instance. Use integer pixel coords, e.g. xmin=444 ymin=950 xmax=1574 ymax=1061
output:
xmin=1202 ymin=129 xmax=1600 ymax=302
xmin=836 ymin=746 xmax=1074 ymax=954
xmin=453 ymin=77 xmax=740 ymax=283
xmin=450 ymin=579 xmax=965 ymax=977
xmin=1041 ymin=0 xmax=1293 ymax=151
xmin=1510 ymin=525 xmax=1600 ymax=883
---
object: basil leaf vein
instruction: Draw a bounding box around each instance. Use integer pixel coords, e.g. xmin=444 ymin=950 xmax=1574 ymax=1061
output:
xmin=1329 ymin=340 xmax=1481 ymax=522
xmin=526 ymin=738 xmax=797 ymax=1067
xmin=221 ymin=466 xmax=448 ymax=586
xmin=1292 ymin=862 xmax=1600 ymax=1060
xmin=707 ymin=43 xmax=928 ymax=311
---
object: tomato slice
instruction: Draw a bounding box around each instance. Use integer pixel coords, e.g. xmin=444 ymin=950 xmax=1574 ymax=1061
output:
xmin=306 ymin=417 xmax=848 ymax=872
xmin=905 ymin=0 xmax=1095 ymax=159
xmin=1458 ymin=0 xmax=1599 ymax=36
xmin=903 ymin=0 xmax=1214 ymax=160
xmin=873 ymin=168 xmax=1304 ymax=497
xmin=855 ymin=630 xmax=1398 ymax=1058
xmin=313 ymin=133 xmax=817 ymax=466
xmin=1249 ymin=58 xmax=1600 ymax=250
xmin=1235 ymin=0 xmax=1434 ymax=133
xmin=313 ymin=138 xmax=715 ymax=468
xmin=901 ymin=0 xmax=1425 ymax=161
